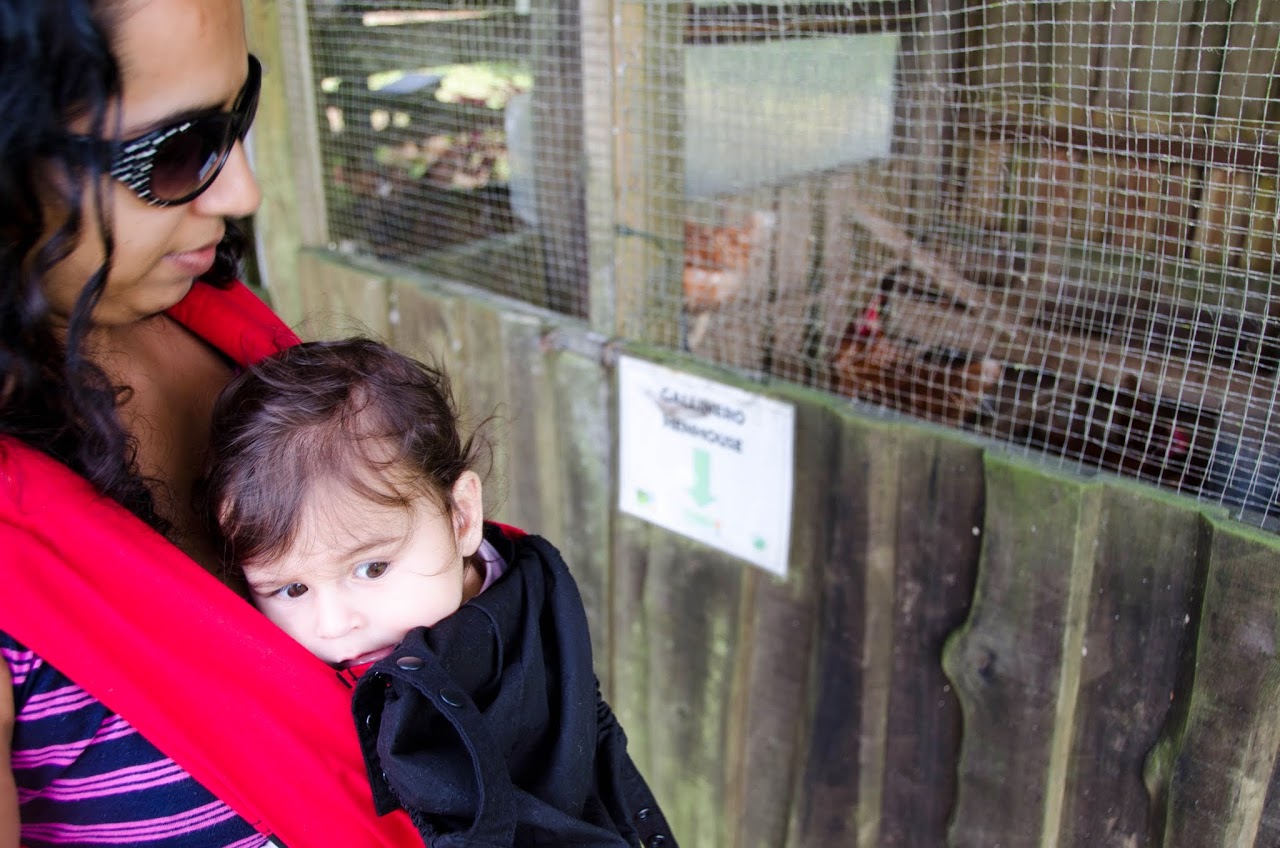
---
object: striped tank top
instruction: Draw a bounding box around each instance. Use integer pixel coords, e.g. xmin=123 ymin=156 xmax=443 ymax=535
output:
xmin=4 ymin=633 xmax=268 ymax=848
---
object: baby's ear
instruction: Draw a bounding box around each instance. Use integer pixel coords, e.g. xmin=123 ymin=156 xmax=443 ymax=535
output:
xmin=451 ymin=470 xmax=484 ymax=557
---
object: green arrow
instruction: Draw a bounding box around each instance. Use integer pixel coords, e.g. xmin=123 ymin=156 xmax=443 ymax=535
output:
xmin=689 ymin=448 xmax=714 ymax=507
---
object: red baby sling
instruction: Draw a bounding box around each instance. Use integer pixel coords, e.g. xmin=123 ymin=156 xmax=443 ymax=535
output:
xmin=0 ymin=282 xmax=419 ymax=847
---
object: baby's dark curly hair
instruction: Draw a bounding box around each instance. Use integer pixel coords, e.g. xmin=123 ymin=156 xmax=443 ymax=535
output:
xmin=202 ymin=338 xmax=491 ymax=572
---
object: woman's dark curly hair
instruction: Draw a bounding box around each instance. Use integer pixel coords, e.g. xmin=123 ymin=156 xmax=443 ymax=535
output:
xmin=0 ymin=0 xmax=246 ymax=534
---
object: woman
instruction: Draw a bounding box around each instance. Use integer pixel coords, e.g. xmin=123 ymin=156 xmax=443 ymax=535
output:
xmin=0 ymin=1 xmax=418 ymax=845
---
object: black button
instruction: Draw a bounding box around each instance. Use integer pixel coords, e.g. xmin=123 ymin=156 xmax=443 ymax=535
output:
xmin=636 ymin=808 xmax=651 ymax=820
xmin=440 ymin=687 xmax=466 ymax=708
xmin=396 ymin=655 xmax=425 ymax=670
xmin=649 ymin=836 xmax=666 ymax=847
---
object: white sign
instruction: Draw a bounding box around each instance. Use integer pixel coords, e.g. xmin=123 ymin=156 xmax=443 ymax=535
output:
xmin=617 ymin=356 xmax=795 ymax=577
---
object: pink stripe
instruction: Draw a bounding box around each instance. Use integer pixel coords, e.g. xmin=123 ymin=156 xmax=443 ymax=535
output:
xmin=11 ymin=717 xmax=135 ymax=768
xmin=18 ymin=760 xmax=187 ymax=803
xmin=18 ymin=686 xmax=95 ymax=721
xmin=21 ymin=800 xmax=238 ymax=843
xmin=3 ymin=647 xmax=37 ymax=683
xmin=225 ymin=834 xmax=272 ymax=848
xmin=2 ymin=646 xmax=37 ymax=664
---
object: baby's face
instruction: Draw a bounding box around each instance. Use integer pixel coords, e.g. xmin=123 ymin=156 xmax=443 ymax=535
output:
xmin=243 ymin=471 xmax=484 ymax=669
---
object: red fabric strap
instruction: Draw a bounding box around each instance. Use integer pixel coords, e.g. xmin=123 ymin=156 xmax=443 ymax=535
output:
xmin=165 ymin=279 xmax=302 ymax=363
xmin=0 ymin=282 xmax=417 ymax=846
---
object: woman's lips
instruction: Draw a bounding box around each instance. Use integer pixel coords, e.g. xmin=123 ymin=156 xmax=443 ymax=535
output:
xmin=166 ymin=244 xmax=218 ymax=277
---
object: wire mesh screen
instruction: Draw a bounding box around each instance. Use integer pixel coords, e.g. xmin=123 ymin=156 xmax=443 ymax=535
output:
xmin=612 ymin=0 xmax=1280 ymax=530
xmin=302 ymin=1 xmax=587 ymax=315
xmin=296 ymin=1 xmax=1280 ymax=529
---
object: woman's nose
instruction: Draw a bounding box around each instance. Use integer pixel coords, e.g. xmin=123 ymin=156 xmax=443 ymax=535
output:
xmin=193 ymin=140 xmax=261 ymax=219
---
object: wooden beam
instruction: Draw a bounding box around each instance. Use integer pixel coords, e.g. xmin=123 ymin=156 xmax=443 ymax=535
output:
xmin=583 ymin=0 xmax=618 ymax=334
xmin=243 ymin=0 xmax=305 ymax=324
xmin=611 ymin=1 xmax=684 ymax=346
xmin=685 ymin=2 xmax=912 ymax=43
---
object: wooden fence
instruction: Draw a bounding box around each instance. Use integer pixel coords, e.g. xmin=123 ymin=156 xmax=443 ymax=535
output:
xmin=241 ymin=1 xmax=1280 ymax=844
xmin=289 ymin=248 xmax=1280 ymax=847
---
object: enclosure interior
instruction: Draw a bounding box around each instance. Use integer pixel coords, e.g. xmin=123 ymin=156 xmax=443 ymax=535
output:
xmin=296 ymin=1 xmax=1280 ymax=529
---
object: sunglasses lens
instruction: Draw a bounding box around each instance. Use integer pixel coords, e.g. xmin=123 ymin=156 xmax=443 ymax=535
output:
xmin=149 ymin=122 xmax=230 ymax=202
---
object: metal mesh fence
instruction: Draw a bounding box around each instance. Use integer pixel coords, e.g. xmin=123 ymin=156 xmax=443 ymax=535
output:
xmin=300 ymin=1 xmax=587 ymax=314
xmin=295 ymin=1 xmax=1280 ymax=529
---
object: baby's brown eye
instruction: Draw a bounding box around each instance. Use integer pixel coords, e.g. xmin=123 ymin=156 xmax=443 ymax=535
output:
xmin=356 ymin=561 xmax=389 ymax=579
xmin=284 ymin=583 xmax=308 ymax=599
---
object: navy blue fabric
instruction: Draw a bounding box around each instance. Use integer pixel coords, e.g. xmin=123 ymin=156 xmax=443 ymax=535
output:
xmin=352 ymin=526 xmax=676 ymax=848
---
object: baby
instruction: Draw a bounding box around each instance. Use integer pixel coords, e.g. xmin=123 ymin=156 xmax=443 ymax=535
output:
xmin=201 ymin=338 xmax=675 ymax=848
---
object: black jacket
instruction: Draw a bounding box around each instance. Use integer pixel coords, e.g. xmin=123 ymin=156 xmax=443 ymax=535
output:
xmin=352 ymin=525 xmax=676 ymax=848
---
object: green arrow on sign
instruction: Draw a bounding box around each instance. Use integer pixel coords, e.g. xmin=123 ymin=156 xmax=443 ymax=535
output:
xmin=689 ymin=448 xmax=714 ymax=507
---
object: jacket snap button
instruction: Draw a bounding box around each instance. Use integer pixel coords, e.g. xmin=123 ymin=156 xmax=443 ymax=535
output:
xmin=649 ymin=836 xmax=666 ymax=847
xmin=440 ymin=687 xmax=466 ymax=708
xmin=396 ymin=655 xmax=425 ymax=670
xmin=636 ymin=808 xmax=651 ymax=820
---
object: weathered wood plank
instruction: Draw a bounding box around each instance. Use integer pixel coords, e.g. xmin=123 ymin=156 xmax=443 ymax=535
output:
xmin=530 ymin=0 xmax=589 ymax=317
xmin=450 ymin=298 xmax=512 ymax=520
xmin=390 ymin=277 xmax=464 ymax=369
xmin=1047 ymin=0 xmax=1107 ymax=120
xmin=492 ymin=310 xmax=558 ymax=535
xmin=546 ymin=345 xmax=614 ymax=687
xmin=243 ymin=0 xmax=305 ymax=324
xmin=1256 ymin=756 xmax=1280 ymax=846
xmin=895 ymin=0 xmax=965 ymax=232
xmin=967 ymin=0 xmax=1038 ymax=96
xmin=943 ymin=454 xmax=1103 ymax=847
xmin=387 ymin=276 xmax=508 ymax=517
xmin=785 ymin=412 xmax=898 ymax=847
xmin=581 ymin=0 xmax=618 ymax=335
xmin=1173 ymin=0 xmax=1232 ymax=123
xmin=879 ymin=427 xmax=984 ymax=847
xmin=1058 ymin=484 xmax=1204 ymax=846
xmin=1154 ymin=516 xmax=1280 ymax=846
xmin=610 ymin=514 xmax=745 ymax=848
xmin=390 ymin=275 xmax=614 ymax=686
xmin=295 ymin=249 xmax=391 ymax=340
xmin=732 ymin=400 xmax=833 ymax=848
xmin=612 ymin=2 xmax=684 ymax=346
xmin=1096 ymin=0 xmax=1199 ymax=119
xmin=272 ymin=0 xmax=327 ymax=250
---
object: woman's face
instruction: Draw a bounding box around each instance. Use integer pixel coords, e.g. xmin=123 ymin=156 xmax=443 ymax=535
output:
xmin=42 ymin=0 xmax=261 ymax=328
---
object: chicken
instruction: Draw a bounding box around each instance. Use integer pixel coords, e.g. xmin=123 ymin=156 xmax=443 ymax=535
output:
xmin=832 ymin=294 xmax=1003 ymax=426
xmin=1027 ymin=379 xmax=1203 ymax=487
xmin=683 ymin=210 xmax=776 ymax=312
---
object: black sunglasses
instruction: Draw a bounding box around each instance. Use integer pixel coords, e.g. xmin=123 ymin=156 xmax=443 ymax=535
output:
xmin=74 ymin=55 xmax=261 ymax=207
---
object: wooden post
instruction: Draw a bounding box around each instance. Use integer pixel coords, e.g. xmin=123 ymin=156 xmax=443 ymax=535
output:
xmin=895 ymin=0 xmax=965 ymax=233
xmin=244 ymin=0 xmax=330 ymax=328
xmin=241 ymin=0 xmax=296 ymax=322
xmin=582 ymin=0 xmax=618 ymax=335
xmin=531 ymin=0 xmax=590 ymax=318
xmin=611 ymin=0 xmax=684 ymax=347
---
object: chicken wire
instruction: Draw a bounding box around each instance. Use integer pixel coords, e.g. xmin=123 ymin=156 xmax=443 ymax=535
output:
xmin=297 ymin=0 xmax=587 ymax=315
xmin=291 ymin=0 xmax=1280 ymax=529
